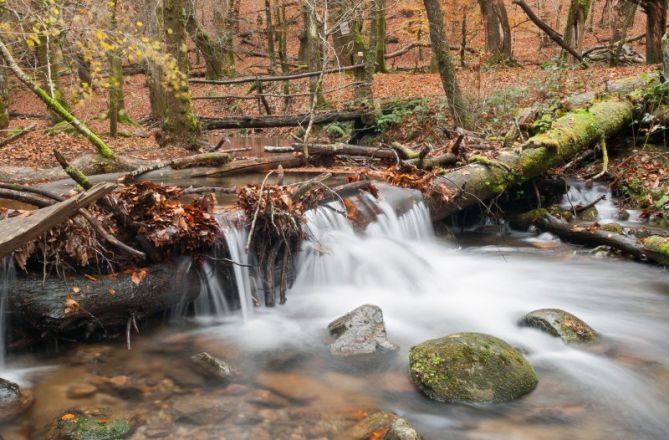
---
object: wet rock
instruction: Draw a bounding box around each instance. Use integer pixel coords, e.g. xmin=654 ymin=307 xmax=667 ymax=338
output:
xmin=164 ymin=365 xmax=206 ymax=388
xmin=339 ymin=411 xmax=397 ymax=440
xmin=171 ymin=394 xmax=233 ymax=425
xmin=66 ymin=383 xmax=98 ymax=399
xmin=328 ymin=305 xmax=398 ymax=356
xmin=190 ymin=352 xmax=237 ymax=381
xmin=46 ymin=409 xmax=135 ymax=440
xmin=0 ymin=378 xmax=34 ymax=422
xmin=519 ymin=309 xmax=598 ymax=344
xmin=224 ymin=383 xmax=249 ymax=396
xmin=580 ymin=206 xmax=598 ymax=221
xmin=383 ymin=417 xmax=423 ymax=440
xmin=255 ymin=373 xmax=320 ymax=403
xmin=247 ymin=389 xmax=290 ymax=408
xmin=409 ymin=333 xmax=538 ymax=403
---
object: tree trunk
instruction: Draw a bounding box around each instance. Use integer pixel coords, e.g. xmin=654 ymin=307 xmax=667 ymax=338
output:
xmin=646 ymin=0 xmax=668 ymax=64
xmin=0 ymin=38 xmax=116 ymax=159
xmin=32 ymin=0 xmax=68 ymax=123
xmin=108 ymin=0 xmax=129 ymax=137
xmin=138 ymin=0 xmax=166 ymax=120
xmin=609 ymin=0 xmax=637 ymax=66
xmin=376 ymin=0 xmax=389 ymax=73
xmin=301 ymin=1 xmax=327 ymax=107
xmin=162 ymin=0 xmax=201 ymax=148
xmin=0 ymin=66 xmax=8 ymax=131
xmin=477 ymin=0 xmax=513 ymax=63
xmin=185 ymin=0 xmax=225 ymax=79
xmin=265 ymin=0 xmax=277 ymax=74
xmin=353 ymin=0 xmax=380 ymax=107
xmin=562 ymin=0 xmax=592 ymax=64
xmin=213 ymin=0 xmax=237 ymax=76
xmin=331 ymin=2 xmax=356 ymax=67
xmin=422 ymin=0 xmax=468 ymax=126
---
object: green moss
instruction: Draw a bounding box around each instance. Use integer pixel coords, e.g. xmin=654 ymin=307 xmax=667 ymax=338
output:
xmin=409 ymin=333 xmax=538 ymax=403
xmin=601 ymin=223 xmax=624 ymax=234
xmin=57 ymin=415 xmax=133 ymax=440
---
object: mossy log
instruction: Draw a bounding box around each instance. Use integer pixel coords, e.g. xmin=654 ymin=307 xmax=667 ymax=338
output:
xmin=9 ymin=262 xmax=200 ymax=339
xmin=427 ymin=98 xmax=635 ymax=221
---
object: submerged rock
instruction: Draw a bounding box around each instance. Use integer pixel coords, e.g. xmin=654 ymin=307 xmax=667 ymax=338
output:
xmin=328 ymin=304 xmax=398 ymax=356
xmin=519 ymin=309 xmax=598 ymax=344
xmin=190 ymin=352 xmax=237 ymax=381
xmin=0 ymin=378 xmax=34 ymax=422
xmin=409 ymin=333 xmax=538 ymax=403
xmin=46 ymin=409 xmax=134 ymax=440
xmin=339 ymin=411 xmax=423 ymax=440
xmin=383 ymin=417 xmax=423 ymax=440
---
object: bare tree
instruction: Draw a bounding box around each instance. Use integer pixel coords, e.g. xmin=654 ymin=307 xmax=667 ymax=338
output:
xmin=562 ymin=0 xmax=592 ymax=64
xmin=610 ymin=0 xmax=638 ymax=66
xmin=477 ymin=0 xmax=513 ymax=63
xmin=422 ymin=0 xmax=467 ymax=125
xmin=645 ymin=0 xmax=668 ymax=64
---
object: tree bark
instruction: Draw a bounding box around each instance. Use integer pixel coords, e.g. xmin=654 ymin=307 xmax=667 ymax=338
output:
xmin=376 ymin=0 xmax=389 ymax=73
xmin=162 ymin=0 xmax=201 ymax=148
xmin=422 ymin=0 xmax=468 ymax=126
xmin=186 ymin=0 xmax=225 ymax=79
xmin=0 ymin=65 xmax=8 ymax=130
xmin=645 ymin=0 xmax=668 ymax=64
xmin=562 ymin=0 xmax=592 ymax=64
xmin=477 ymin=0 xmax=513 ymax=62
xmin=609 ymin=0 xmax=638 ymax=66
xmin=213 ymin=1 xmax=238 ymax=76
xmin=108 ymin=0 xmax=129 ymax=137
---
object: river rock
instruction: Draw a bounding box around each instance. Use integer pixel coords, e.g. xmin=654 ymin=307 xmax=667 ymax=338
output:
xmin=66 ymin=383 xmax=98 ymax=399
xmin=383 ymin=417 xmax=423 ymax=440
xmin=409 ymin=333 xmax=538 ymax=403
xmin=328 ymin=305 xmax=398 ymax=356
xmin=0 ymin=378 xmax=34 ymax=422
xmin=45 ymin=409 xmax=134 ymax=440
xmin=190 ymin=352 xmax=237 ymax=381
xmin=339 ymin=411 xmax=398 ymax=440
xmin=519 ymin=309 xmax=598 ymax=344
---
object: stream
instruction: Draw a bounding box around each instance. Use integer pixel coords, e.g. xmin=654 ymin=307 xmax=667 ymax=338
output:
xmin=1 ymin=181 xmax=668 ymax=439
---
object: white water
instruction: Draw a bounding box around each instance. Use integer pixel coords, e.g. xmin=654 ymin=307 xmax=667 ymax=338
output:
xmin=0 ymin=256 xmax=14 ymax=367
xmin=220 ymin=212 xmax=254 ymax=320
xmin=198 ymin=185 xmax=669 ymax=439
xmin=561 ymin=179 xmax=642 ymax=223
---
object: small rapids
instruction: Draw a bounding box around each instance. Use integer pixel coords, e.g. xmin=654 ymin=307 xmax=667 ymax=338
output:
xmin=0 ymin=256 xmax=14 ymax=367
xmin=1 ymin=184 xmax=668 ymax=439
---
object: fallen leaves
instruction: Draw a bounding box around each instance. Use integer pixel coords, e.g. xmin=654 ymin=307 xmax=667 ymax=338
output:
xmin=130 ymin=269 xmax=147 ymax=285
xmin=64 ymin=294 xmax=81 ymax=315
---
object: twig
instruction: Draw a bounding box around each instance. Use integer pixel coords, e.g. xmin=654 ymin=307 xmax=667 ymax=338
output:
xmin=245 ymin=171 xmax=274 ymax=252
xmin=0 ymin=124 xmax=36 ymax=148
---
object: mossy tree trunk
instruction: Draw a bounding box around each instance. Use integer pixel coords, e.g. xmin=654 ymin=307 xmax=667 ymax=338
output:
xmin=353 ymin=0 xmax=380 ymax=107
xmin=422 ymin=0 xmax=468 ymax=126
xmin=477 ymin=0 xmax=513 ymax=63
xmin=0 ymin=38 xmax=115 ymax=159
xmin=185 ymin=0 xmax=225 ymax=79
xmin=138 ymin=0 xmax=165 ymax=120
xmin=331 ymin=1 xmax=357 ymax=67
xmin=609 ymin=0 xmax=637 ymax=66
xmin=561 ymin=0 xmax=591 ymax=64
xmin=645 ymin=0 xmax=668 ymax=64
xmin=162 ymin=0 xmax=201 ymax=149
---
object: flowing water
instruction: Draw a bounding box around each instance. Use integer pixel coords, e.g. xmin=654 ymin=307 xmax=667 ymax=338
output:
xmin=1 ymin=184 xmax=669 ymax=439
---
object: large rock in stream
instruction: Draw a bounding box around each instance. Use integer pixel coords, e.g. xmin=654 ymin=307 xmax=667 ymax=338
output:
xmin=519 ymin=308 xmax=598 ymax=344
xmin=328 ymin=305 xmax=398 ymax=356
xmin=409 ymin=333 xmax=538 ymax=403
xmin=0 ymin=378 xmax=33 ymax=422
xmin=44 ymin=409 xmax=135 ymax=440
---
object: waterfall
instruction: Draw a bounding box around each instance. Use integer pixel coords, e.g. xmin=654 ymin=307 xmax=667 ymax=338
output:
xmin=220 ymin=213 xmax=254 ymax=320
xmin=0 ymin=256 xmax=15 ymax=367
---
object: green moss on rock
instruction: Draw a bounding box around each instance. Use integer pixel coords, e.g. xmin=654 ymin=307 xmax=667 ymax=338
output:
xmin=408 ymin=333 xmax=538 ymax=403
xmin=50 ymin=411 xmax=133 ymax=440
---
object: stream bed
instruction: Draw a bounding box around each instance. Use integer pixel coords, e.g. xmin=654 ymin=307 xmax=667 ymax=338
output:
xmin=1 ymin=183 xmax=668 ymax=439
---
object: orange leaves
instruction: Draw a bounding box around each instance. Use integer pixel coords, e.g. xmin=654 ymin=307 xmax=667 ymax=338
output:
xmin=130 ymin=269 xmax=147 ymax=285
xmin=61 ymin=413 xmax=76 ymax=421
xmin=64 ymin=294 xmax=81 ymax=315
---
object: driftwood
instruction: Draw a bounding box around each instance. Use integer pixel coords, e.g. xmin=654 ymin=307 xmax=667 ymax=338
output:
xmin=0 ymin=183 xmax=116 ymax=259
xmin=194 ymin=154 xmax=306 ymax=178
xmin=10 ymin=262 xmax=200 ymax=338
xmin=265 ymin=143 xmax=398 ymax=160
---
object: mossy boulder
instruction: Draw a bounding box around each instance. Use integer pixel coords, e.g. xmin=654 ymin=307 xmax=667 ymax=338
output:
xmin=47 ymin=410 xmax=135 ymax=440
xmin=0 ymin=378 xmax=33 ymax=422
xmin=519 ymin=309 xmax=598 ymax=344
xmin=408 ymin=333 xmax=538 ymax=403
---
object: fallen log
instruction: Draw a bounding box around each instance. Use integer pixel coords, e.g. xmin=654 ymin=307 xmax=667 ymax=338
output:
xmin=526 ymin=211 xmax=668 ymax=266
xmin=122 ymin=152 xmax=233 ymax=183
xmin=426 ymin=97 xmax=635 ymax=222
xmin=0 ymin=183 xmax=116 ymax=259
xmin=0 ymin=124 xmax=36 ymax=148
xmin=200 ymin=110 xmax=374 ymax=130
xmin=265 ymin=143 xmax=398 ymax=160
xmin=193 ymin=154 xmax=306 ymax=178
xmin=9 ymin=262 xmax=201 ymax=338
xmin=189 ymin=63 xmax=364 ymax=85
